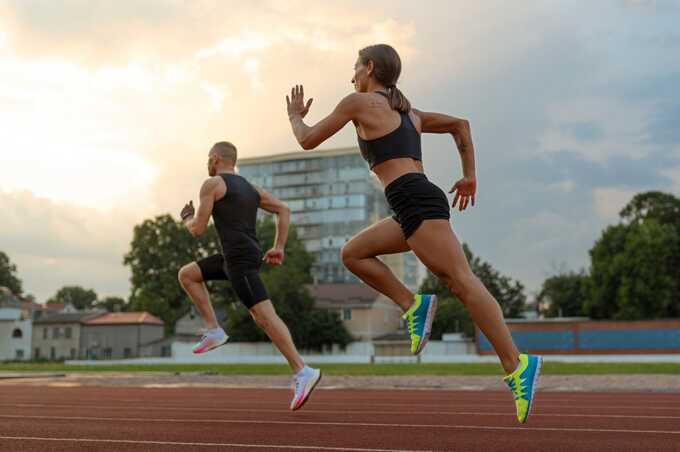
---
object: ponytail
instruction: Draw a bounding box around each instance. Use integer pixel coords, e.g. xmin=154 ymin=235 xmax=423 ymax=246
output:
xmin=386 ymin=85 xmax=411 ymax=113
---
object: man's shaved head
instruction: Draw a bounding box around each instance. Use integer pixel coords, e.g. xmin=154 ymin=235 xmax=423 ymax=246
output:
xmin=211 ymin=141 xmax=237 ymax=165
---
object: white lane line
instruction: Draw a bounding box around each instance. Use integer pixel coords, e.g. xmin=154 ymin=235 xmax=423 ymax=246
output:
xmin=2 ymin=403 xmax=680 ymax=420
xmin=0 ymin=436 xmax=427 ymax=451
xmin=1 ymin=414 xmax=679 ymax=435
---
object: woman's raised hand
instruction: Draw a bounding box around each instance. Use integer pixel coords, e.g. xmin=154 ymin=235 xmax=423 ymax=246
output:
xmin=286 ymin=84 xmax=313 ymax=119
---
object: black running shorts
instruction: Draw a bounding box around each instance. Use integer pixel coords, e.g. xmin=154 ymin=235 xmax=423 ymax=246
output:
xmin=384 ymin=172 xmax=451 ymax=239
xmin=196 ymin=254 xmax=269 ymax=309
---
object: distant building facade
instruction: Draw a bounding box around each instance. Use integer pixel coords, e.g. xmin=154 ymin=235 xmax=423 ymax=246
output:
xmin=32 ymin=311 xmax=102 ymax=360
xmin=309 ymin=283 xmax=402 ymax=340
xmin=0 ymin=287 xmax=32 ymax=361
xmin=81 ymin=312 xmax=164 ymax=360
xmin=238 ymin=147 xmax=421 ymax=289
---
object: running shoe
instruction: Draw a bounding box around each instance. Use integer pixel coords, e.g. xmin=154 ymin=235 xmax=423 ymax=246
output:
xmin=192 ymin=328 xmax=229 ymax=354
xmin=504 ymin=353 xmax=543 ymax=423
xmin=402 ymin=294 xmax=438 ymax=354
xmin=290 ymin=366 xmax=322 ymax=411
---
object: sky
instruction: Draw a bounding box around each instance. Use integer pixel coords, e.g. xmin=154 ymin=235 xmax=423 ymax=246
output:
xmin=1 ymin=0 xmax=679 ymax=302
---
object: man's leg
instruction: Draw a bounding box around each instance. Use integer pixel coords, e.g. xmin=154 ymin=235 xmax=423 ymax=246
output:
xmin=231 ymin=270 xmax=320 ymax=410
xmin=178 ymin=261 xmax=219 ymax=330
xmin=249 ymin=300 xmax=305 ymax=373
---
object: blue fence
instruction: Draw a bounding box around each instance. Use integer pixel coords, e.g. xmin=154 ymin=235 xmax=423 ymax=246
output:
xmin=477 ymin=321 xmax=680 ymax=354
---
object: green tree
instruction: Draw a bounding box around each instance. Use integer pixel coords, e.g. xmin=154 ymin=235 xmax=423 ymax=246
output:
xmin=95 ymin=296 xmax=128 ymax=312
xmin=0 ymin=251 xmax=23 ymax=296
xmin=123 ymin=213 xmax=351 ymax=348
xmin=123 ymin=214 xmax=225 ymax=332
xmin=585 ymin=191 xmax=680 ymax=319
xmin=48 ymin=286 xmax=98 ymax=310
xmin=226 ymin=215 xmax=351 ymax=350
xmin=537 ymin=270 xmax=589 ymax=318
xmin=420 ymin=243 xmax=526 ymax=337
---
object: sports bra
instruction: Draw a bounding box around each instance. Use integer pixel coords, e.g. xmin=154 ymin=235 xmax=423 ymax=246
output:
xmin=357 ymin=91 xmax=422 ymax=169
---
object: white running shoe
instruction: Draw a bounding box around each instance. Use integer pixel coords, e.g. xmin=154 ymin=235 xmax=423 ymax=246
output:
xmin=290 ymin=366 xmax=322 ymax=411
xmin=192 ymin=328 xmax=228 ymax=354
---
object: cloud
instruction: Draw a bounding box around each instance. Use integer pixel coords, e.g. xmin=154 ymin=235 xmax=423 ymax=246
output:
xmin=0 ymin=191 xmax=139 ymax=300
xmin=1 ymin=0 xmax=679 ymax=301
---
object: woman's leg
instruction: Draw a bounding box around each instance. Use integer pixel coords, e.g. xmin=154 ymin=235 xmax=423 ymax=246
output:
xmin=178 ymin=262 xmax=219 ymax=330
xmin=341 ymin=217 xmax=414 ymax=311
xmin=406 ymin=219 xmax=520 ymax=374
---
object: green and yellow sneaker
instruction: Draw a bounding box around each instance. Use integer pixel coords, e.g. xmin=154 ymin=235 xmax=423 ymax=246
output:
xmin=504 ymin=353 xmax=543 ymax=423
xmin=402 ymin=294 xmax=438 ymax=355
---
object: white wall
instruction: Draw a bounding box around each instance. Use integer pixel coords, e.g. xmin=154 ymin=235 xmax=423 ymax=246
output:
xmin=0 ymin=319 xmax=32 ymax=361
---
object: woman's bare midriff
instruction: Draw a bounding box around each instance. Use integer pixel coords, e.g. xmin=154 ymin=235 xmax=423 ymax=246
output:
xmin=372 ymin=158 xmax=425 ymax=188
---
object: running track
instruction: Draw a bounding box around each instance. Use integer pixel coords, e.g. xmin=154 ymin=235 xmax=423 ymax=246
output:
xmin=0 ymin=386 xmax=679 ymax=451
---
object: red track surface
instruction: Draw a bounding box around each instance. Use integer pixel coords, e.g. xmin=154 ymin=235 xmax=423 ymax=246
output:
xmin=0 ymin=385 xmax=679 ymax=451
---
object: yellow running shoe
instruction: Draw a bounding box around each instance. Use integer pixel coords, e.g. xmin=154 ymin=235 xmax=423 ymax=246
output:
xmin=503 ymin=353 xmax=543 ymax=423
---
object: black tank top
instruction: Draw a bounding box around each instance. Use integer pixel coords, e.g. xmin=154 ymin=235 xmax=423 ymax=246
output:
xmin=212 ymin=173 xmax=262 ymax=262
xmin=357 ymin=91 xmax=422 ymax=169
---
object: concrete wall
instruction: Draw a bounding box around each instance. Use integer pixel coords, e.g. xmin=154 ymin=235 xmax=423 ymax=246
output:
xmin=0 ymin=319 xmax=32 ymax=361
xmin=337 ymin=298 xmax=402 ymax=340
xmin=81 ymin=324 xmax=164 ymax=360
xmin=477 ymin=319 xmax=680 ymax=355
xmin=32 ymin=322 xmax=82 ymax=360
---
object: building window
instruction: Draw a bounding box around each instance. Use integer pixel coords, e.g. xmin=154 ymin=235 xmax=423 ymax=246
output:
xmin=70 ymin=348 xmax=76 ymax=359
xmin=15 ymin=349 xmax=24 ymax=360
xmin=43 ymin=328 xmax=47 ymax=340
xmin=65 ymin=327 xmax=72 ymax=339
xmin=161 ymin=345 xmax=171 ymax=357
xmin=103 ymin=348 xmax=112 ymax=360
xmin=50 ymin=347 xmax=56 ymax=360
xmin=343 ymin=308 xmax=352 ymax=321
xmin=12 ymin=328 xmax=22 ymax=338
xmin=124 ymin=348 xmax=132 ymax=359
xmin=52 ymin=327 xmax=60 ymax=339
xmin=34 ymin=348 xmax=40 ymax=359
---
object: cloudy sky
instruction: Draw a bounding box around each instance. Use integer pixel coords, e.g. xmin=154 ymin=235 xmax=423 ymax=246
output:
xmin=1 ymin=0 xmax=678 ymax=302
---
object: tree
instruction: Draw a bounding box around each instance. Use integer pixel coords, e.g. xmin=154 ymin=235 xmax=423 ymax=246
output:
xmin=95 ymin=296 xmax=128 ymax=312
xmin=123 ymin=213 xmax=351 ymax=348
xmin=419 ymin=243 xmax=526 ymax=337
xmin=585 ymin=191 xmax=680 ymax=320
xmin=537 ymin=271 xmax=589 ymax=318
xmin=48 ymin=286 xmax=98 ymax=310
xmin=0 ymin=251 xmax=23 ymax=296
xmin=225 ymin=215 xmax=351 ymax=350
xmin=124 ymin=214 xmax=226 ymax=332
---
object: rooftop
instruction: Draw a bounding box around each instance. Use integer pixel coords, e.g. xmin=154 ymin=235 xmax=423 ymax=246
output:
xmin=308 ymin=283 xmax=380 ymax=307
xmin=238 ymin=147 xmax=359 ymax=165
xmin=84 ymin=312 xmax=164 ymax=326
xmin=34 ymin=311 xmax=104 ymax=325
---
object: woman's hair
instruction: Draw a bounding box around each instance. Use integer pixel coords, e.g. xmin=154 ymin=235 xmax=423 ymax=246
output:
xmin=358 ymin=44 xmax=411 ymax=113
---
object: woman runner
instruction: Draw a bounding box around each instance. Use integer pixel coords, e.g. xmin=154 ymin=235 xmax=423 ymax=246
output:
xmin=285 ymin=44 xmax=542 ymax=423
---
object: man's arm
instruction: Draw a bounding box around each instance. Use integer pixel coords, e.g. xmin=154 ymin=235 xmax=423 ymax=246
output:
xmin=256 ymin=187 xmax=290 ymax=265
xmin=182 ymin=177 xmax=219 ymax=237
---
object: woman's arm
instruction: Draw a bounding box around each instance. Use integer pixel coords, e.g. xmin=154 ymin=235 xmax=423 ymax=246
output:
xmin=413 ymin=109 xmax=477 ymax=211
xmin=287 ymin=85 xmax=360 ymax=150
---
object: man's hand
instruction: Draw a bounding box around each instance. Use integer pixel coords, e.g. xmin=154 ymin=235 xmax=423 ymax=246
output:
xmin=263 ymin=248 xmax=285 ymax=266
xmin=181 ymin=201 xmax=195 ymax=221
xmin=450 ymin=176 xmax=476 ymax=211
xmin=286 ymin=84 xmax=313 ymax=119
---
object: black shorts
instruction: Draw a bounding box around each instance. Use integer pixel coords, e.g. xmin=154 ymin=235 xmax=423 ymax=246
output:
xmin=196 ymin=254 xmax=269 ymax=309
xmin=384 ymin=172 xmax=451 ymax=239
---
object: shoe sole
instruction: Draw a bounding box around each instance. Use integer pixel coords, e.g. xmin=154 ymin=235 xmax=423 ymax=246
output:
xmin=523 ymin=356 xmax=543 ymax=423
xmin=192 ymin=336 xmax=229 ymax=355
xmin=291 ymin=370 xmax=322 ymax=411
xmin=415 ymin=295 xmax=438 ymax=355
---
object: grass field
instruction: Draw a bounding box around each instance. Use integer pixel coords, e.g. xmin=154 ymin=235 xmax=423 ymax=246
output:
xmin=1 ymin=362 xmax=679 ymax=375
